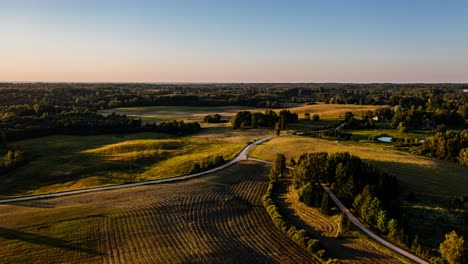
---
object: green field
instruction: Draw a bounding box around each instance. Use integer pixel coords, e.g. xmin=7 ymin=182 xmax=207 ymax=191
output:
xmin=99 ymin=103 xmax=381 ymax=124
xmin=250 ymin=135 xmax=468 ymax=196
xmin=347 ymin=128 xmax=433 ymax=142
xmin=98 ymin=105 xmax=256 ymax=124
xmin=1 ymin=132 xmax=245 ymax=198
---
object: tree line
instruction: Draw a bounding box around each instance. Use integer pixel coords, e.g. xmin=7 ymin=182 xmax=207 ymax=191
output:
xmin=415 ymin=129 xmax=468 ymax=166
xmin=189 ymin=155 xmax=225 ymax=174
xmin=231 ymin=109 xmax=298 ymax=129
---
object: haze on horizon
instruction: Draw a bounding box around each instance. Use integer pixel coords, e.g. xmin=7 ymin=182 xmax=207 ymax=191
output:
xmin=1 ymin=0 xmax=467 ymax=83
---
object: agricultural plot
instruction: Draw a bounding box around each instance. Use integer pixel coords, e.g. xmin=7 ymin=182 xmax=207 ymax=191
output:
xmin=275 ymin=180 xmax=400 ymax=264
xmin=0 ymin=161 xmax=316 ymax=263
xmin=98 ymin=105 xmax=257 ymax=124
xmin=99 ymin=104 xmax=381 ymax=124
xmin=1 ymin=133 xmax=244 ymax=198
xmin=286 ymin=104 xmax=381 ymax=120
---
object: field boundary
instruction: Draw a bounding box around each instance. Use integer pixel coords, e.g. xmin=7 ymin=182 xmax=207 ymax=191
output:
xmin=0 ymin=135 xmax=275 ymax=204
xmin=249 ymin=158 xmax=428 ymax=264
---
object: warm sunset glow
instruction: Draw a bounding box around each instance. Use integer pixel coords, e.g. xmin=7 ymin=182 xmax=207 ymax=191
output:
xmin=1 ymin=0 xmax=467 ymax=83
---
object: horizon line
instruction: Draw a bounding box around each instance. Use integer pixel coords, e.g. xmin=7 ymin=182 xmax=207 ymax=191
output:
xmin=1 ymin=81 xmax=468 ymax=85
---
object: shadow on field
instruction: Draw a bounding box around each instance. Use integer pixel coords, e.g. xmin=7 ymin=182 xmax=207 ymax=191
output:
xmin=0 ymin=227 xmax=102 ymax=256
xmin=274 ymin=180 xmax=393 ymax=262
xmin=0 ymin=152 xmax=138 ymax=199
xmin=11 ymin=200 xmax=56 ymax=208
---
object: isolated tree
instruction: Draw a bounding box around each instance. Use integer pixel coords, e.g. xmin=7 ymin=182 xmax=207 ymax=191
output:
xmin=439 ymin=231 xmax=464 ymax=264
xmin=312 ymin=114 xmax=320 ymax=121
xmin=304 ymin=112 xmax=310 ymax=120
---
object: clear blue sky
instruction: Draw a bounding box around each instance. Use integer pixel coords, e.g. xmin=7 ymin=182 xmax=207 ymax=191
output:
xmin=1 ymin=0 xmax=467 ymax=82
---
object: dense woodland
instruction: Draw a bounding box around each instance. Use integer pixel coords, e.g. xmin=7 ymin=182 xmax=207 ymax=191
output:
xmin=0 ymin=83 xmax=466 ymax=141
xmin=415 ymin=129 xmax=468 ymax=165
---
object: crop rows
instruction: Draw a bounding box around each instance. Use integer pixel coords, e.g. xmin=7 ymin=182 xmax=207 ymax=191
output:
xmin=276 ymin=180 xmax=399 ymax=264
xmin=101 ymin=171 xmax=315 ymax=263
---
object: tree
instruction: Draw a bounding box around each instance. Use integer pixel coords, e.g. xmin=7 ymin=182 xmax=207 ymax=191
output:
xmin=312 ymin=114 xmax=320 ymax=121
xmin=458 ymin=148 xmax=468 ymax=166
xmin=320 ymin=192 xmax=330 ymax=215
xmin=269 ymin=153 xmax=286 ymax=181
xmin=439 ymin=231 xmax=464 ymax=264
xmin=304 ymin=112 xmax=310 ymax=120
xmin=376 ymin=210 xmax=388 ymax=233
xmin=387 ymin=219 xmax=402 ymax=242
xmin=275 ymin=122 xmax=281 ymax=136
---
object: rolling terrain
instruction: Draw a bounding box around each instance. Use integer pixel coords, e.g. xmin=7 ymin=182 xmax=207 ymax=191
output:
xmin=0 ymin=161 xmax=317 ymax=263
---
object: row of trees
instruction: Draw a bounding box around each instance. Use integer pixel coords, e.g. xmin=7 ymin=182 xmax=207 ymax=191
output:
xmin=415 ymin=129 xmax=468 ymax=165
xmin=203 ymin=114 xmax=226 ymax=123
xmin=1 ymin=109 xmax=201 ymax=141
xmin=231 ymin=110 xmax=298 ymax=129
xmin=144 ymin=120 xmax=201 ymax=136
xmin=303 ymin=129 xmax=356 ymax=141
xmin=189 ymin=155 xmax=225 ymax=174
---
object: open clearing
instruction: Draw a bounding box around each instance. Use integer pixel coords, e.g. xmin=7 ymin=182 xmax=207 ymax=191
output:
xmin=98 ymin=105 xmax=257 ymax=124
xmin=275 ymin=179 xmax=400 ymax=263
xmin=99 ymin=104 xmax=381 ymax=124
xmin=1 ymin=133 xmax=245 ymax=198
xmin=250 ymin=135 xmax=468 ymax=196
xmin=0 ymin=161 xmax=316 ymax=263
xmin=285 ymin=104 xmax=381 ymax=120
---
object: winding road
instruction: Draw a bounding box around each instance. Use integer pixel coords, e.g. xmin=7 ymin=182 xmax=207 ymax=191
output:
xmin=0 ymin=135 xmax=275 ymax=204
xmin=0 ymin=133 xmax=428 ymax=263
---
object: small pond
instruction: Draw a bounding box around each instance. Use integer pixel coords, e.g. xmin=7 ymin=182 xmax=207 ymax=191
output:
xmin=377 ymin=136 xmax=392 ymax=142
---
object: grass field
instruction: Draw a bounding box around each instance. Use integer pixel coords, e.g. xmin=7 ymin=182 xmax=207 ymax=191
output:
xmin=251 ymin=135 xmax=468 ymax=196
xmin=286 ymin=104 xmax=381 ymax=120
xmin=1 ymin=133 xmax=245 ymax=198
xmin=348 ymin=128 xmax=433 ymax=142
xmin=99 ymin=103 xmax=381 ymax=124
xmin=0 ymin=161 xmax=315 ymax=263
xmin=251 ymin=135 xmax=467 ymax=257
xmin=98 ymin=105 xmax=257 ymax=124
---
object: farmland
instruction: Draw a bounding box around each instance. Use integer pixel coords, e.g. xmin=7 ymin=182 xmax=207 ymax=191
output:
xmin=98 ymin=103 xmax=381 ymax=124
xmin=0 ymin=161 xmax=316 ymax=263
xmin=0 ymin=133 xmax=245 ymax=198
xmin=274 ymin=179 xmax=400 ymax=263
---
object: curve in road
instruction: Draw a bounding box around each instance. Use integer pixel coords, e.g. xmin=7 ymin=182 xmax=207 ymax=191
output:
xmin=0 ymin=132 xmax=429 ymax=263
xmin=0 ymin=135 xmax=275 ymax=204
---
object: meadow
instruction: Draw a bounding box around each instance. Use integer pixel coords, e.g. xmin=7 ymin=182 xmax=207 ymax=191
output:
xmin=1 ymin=133 xmax=245 ymax=198
xmin=98 ymin=103 xmax=381 ymax=124
xmin=250 ymin=135 xmax=468 ymax=196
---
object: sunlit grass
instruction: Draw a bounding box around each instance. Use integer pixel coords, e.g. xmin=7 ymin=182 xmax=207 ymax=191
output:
xmin=1 ymin=133 xmax=244 ymax=198
xmin=251 ymin=135 xmax=468 ymax=196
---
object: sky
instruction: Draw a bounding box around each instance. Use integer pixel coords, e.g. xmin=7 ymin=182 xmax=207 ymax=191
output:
xmin=0 ymin=0 xmax=467 ymax=83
